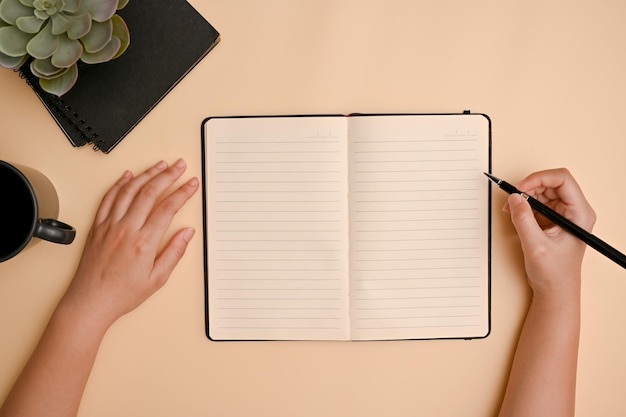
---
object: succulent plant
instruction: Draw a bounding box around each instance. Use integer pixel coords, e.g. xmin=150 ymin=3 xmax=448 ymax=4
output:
xmin=0 ymin=0 xmax=130 ymax=96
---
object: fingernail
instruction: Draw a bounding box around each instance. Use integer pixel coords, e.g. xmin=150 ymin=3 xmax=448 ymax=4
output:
xmin=121 ymin=170 xmax=132 ymax=179
xmin=175 ymin=158 xmax=186 ymax=168
xmin=188 ymin=177 xmax=199 ymax=187
xmin=182 ymin=227 xmax=195 ymax=242
xmin=156 ymin=160 xmax=167 ymax=170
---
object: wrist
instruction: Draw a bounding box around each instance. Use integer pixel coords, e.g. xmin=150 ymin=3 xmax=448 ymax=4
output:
xmin=527 ymin=267 xmax=582 ymax=301
xmin=530 ymin=282 xmax=581 ymax=317
xmin=53 ymin=292 xmax=116 ymax=340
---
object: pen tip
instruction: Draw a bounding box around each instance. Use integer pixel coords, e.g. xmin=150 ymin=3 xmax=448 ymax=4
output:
xmin=483 ymin=172 xmax=499 ymax=183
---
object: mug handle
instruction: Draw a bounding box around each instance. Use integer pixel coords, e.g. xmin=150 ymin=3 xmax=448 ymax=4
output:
xmin=34 ymin=219 xmax=76 ymax=245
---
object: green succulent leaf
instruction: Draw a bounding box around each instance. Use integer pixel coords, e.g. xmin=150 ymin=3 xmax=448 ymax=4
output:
xmin=16 ymin=15 xmax=46 ymax=33
xmin=39 ymin=61 xmax=77 ymax=96
xmin=78 ymin=0 xmax=119 ymax=23
xmin=32 ymin=0 xmax=59 ymax=16
xmin=26 ymin=21 xmax=57 ymax=58
xmin=51 ymin=33 xmax=82 ymax=67
xmin=0 ymin=18 xmax=9 ymax=28
xmin=50 ymin=12 xmax=71 ymax=35
xmin=63 ymin=0 xmax=81 ymax=13
xmin=110 ymin=14 xmax=127 ymax=59
xmin=65 ymin=13 xmax=91 ymax=39
xmin=0 ymin=25 xmax=32 ymax=57
xmin=81 ymin=34 xmax=119 ymax=64
xmin=19 ymin=0 xmax=36 ymax=8
xmin=0 ymin=48 xmax=27 ymax=68
xmin=79 ymin=18 xmax=111 ymax=53
xmin=0 ymin=0 xmax=33 ymax=26
xmin=117 ymin=0 xmax=129 ymax=10
xmin=30 ymin=56 xmax=65 ymax=78
xmin=33 ymin=9 xmax=49 ymax=20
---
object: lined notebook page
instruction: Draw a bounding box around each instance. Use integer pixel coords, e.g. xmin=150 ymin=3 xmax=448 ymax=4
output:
xmin=347 ymin=115 xmax=490 ymax=340
xmin=205 ymin=117 xmax=350 ymax=341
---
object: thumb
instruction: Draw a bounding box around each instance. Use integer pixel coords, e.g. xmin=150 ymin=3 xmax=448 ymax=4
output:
xmin=507 ymin=193 xmax=545 ymax=248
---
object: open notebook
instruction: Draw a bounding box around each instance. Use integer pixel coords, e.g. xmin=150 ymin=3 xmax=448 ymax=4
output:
xmin=201 ymin=113 xmax=491 ymax=341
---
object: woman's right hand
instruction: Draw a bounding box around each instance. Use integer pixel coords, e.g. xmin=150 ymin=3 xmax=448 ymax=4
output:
xmin=505 ymin=168 xmax=596 ymax=294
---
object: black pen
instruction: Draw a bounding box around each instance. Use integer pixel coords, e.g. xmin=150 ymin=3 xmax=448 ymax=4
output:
xmin=484 ymin=172 xmax=626 ymax=269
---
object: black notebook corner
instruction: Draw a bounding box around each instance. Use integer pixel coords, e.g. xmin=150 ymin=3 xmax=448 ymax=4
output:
xmin=20 ymin=0 xmax=220 ymax=154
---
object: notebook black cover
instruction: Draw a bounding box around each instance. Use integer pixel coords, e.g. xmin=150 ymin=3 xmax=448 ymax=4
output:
xmin=20 ymin=0 xmax=220 ymax=153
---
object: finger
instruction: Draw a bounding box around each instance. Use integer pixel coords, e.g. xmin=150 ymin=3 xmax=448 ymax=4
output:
xmin=507 ymin=194 xmax=546 ymax=251
xmin=517 ymin=168 xmax=596 ymax=229
xmin=123 ymin=159 xmax=188 ymax=227
xmin=93 ymin=170 xmax=134 ymax=226
xmin=516 ymin=168 xmax=585 ymax=207
xmin=150 ymin=227 xmax=196 ymax=289
xmin=142 ymin=177 xmax=199 ymax=240
xmin=109 ymin=160 xmax=169 ymax=221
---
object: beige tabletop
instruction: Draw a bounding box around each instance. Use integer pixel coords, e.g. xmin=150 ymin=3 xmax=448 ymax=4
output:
xmin=2 ymin=1 xmax=626 ymax=416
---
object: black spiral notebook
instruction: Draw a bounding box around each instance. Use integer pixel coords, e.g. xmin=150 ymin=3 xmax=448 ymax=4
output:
xmin=20 ymin=0 xmax=220 ymax=153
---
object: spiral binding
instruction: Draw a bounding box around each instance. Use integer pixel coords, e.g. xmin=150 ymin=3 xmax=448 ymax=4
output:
xmin=18 ymin=63 xmax=101 ymax=149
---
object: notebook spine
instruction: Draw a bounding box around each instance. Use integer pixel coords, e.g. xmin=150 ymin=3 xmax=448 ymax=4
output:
xmin=18 ymin=64 xmax=100 ymax=148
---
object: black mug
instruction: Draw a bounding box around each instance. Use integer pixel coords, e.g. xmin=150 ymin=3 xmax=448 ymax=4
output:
xmin=0 ymin=161 xmax=76 ymax=262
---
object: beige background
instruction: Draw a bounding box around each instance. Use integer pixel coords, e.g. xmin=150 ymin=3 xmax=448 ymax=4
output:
xmin=1 ymin=1 xmax=625 ymax=416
